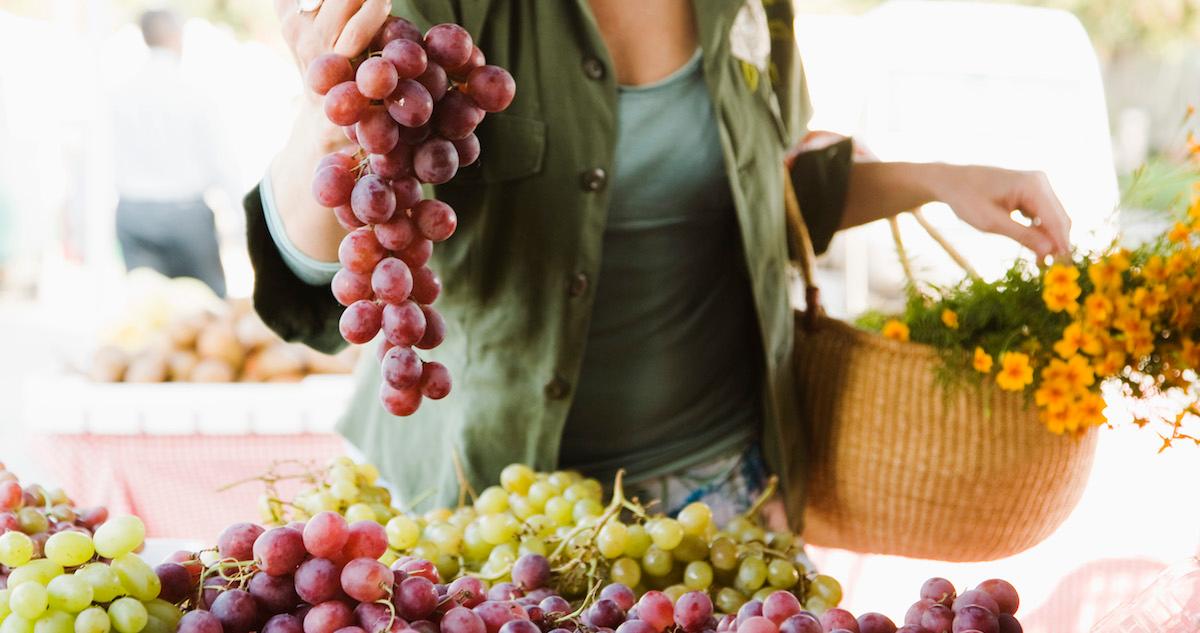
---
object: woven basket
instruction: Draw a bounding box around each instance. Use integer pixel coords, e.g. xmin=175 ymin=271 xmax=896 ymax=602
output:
xmin=783 ymin=168 xmax=1099 ymax=562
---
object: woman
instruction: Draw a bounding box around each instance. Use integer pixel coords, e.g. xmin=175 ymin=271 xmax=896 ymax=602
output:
xmin=249 ymin=0 xmax=1071 ymax=525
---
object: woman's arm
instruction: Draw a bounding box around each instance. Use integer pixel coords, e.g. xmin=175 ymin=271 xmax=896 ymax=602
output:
xmin=841 ymin=161 xmax=1072 ymax=260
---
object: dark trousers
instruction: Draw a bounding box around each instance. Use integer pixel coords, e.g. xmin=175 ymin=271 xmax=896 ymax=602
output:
xmin=116 ymin=197 xmax=227 ymax=297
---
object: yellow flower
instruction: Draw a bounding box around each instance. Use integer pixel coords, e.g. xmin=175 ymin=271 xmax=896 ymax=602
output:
xmin=1168 ymin=221 xmax=1192 ymax=244
xmin=1179 ymin=338 xmax=1200 ymax=369
xmin=1132 ymin=285 xmax=1168 ymax=316
xmin=1074 ymin=393 xmax=1107 ymax=429
xmin=1041 ymin=406 xmax=1072 ymax=435
xmin=941 ymin=309 xmax=959 ymax=329
xmin=1044 ymin=263 xmax=1080 ymax=287
xmin=1088 ymin=258 xmax=1126 ymax=290
xmin=1142 ymin=256 xmax=1167 ymax=283
xmin=1166 ymin=251 xmax=1190 ymax=277
xmin=1084 ymin=294 xmax=1113 ymax=327
xmin=1093 ymin=350 xmax=1126 ymax=377
xmin=1124 ymin=324 xmax=1155 ymax=358
xmin=1113 ymin=309 xmax=1144 ymax=334
xmin=1062 ymin=354 xmax=1096 ymax=391
xmin=1054 ymin=322 xmax=1085 ymax=358
xmin=996 ymin=352 xmax=1034 ymax=391
xmin=882 ymin=319 xmax=909 ymax=342
xmin=1034 ymin=380 xmax=1070 ymax=413
xmin=973 ymin=347 xmax=993 ymax=373
xmin=1043 ymin=286 xmax=1080 ymax=314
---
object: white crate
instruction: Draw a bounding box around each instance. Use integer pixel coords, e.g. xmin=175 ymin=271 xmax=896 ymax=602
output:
xmin=21 ymin=374 xmax=357 ymax=435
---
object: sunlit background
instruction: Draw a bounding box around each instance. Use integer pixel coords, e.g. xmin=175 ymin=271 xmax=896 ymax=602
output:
xmin=1 ymin=2 xmax=1198 ymax=632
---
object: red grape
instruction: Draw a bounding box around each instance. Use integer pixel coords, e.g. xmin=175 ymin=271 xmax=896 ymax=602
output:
xmin=370 ymin=145 xmax=414 ymax=180
xmin=303 ymin=512 xmax=350 ymax=559
xmin=344 ymin=125 xmax=359 ymax=144
xmin=617 ymin=622 xmax=656 ymax=633
xmin=415 ymin=305 xmax=446 ymax=350
xmin=341 ymin=557 xmax=393 ymax=602
xmin=339 ymin=300 xmax=383 ymax=345
xmin=499 ymin=621 xmax=539 ymax=633
xmin=487 ymin=583 xmax=522 ymax=602
xmin=387 ymin=80 xmax=434 ymax=128
xmin=413 ymin=199 xmax=457 ymax=242
xmin=763 ymin=591 xmax=802 ymax=624
xmin=414 ymin=137 xmax=460 ymax=184
xmin=179 ymin=612 xmax=224 ymax=633
xmin=997 ymin=614 xmax=1021 ymax=633
xmin=511 ymin=554 xmax=549 ymax=591
xmin=953 ymin=606 xmax=998 ymax=633
xmin=383 ymin=39 xmax=428 ymax=80
xmin=392 ymin=177 xmax=422 ymax=211
xmin=638 ymin=592 xmax=674 ymax=632
xmin=319 ymin=152 xmax=357 ymax=172
xmin=442 ymin=607 xmax=486 ymax=633
xmin=739 ymin=616 xmax=779 ymax=633
xmin=255 ymin=526 xmax=307 ymax=576
xmin=305 ymin=601 xmax=355 ymax=633
xmin=371 ymin=257 xmax=414 ymax=304
xmin=351 ymin=174 xmax=397 ymax=225
xmin=313 ymin=165 xmax=356 ymax=208
xmin=155 ymin=562 xmax=192 ymax=604
xmin=356 ymin=107 xmax=400 ymax=155
xmin=466 ymin=66 xmax=516 ymax=113
xmin=354 ymin=602 xmax=394 ymax=633
xmin=382 ymin=346 xmax=423 ymax=389
xmin=249 ymin=571 xmax=301 ymax=614
xmin=416 ymin=63 xmax=449 ymax=102
xmin=334 ymin=205 xmax=366 ymax=231
xmin=424 ymin=24 xmax=473 ymax=70
xmin=473 ymin=601 xmax=526 ymax=633
xmin=202 ymin=576 xmax=233 ymax=609
xmin=410 ymin=266 xmax=441 ymax=304
xmin=674 ymin=592 xmax=712 ymax=632
xmin=953 ymin=590 xmax=999 ymax=615
xmin=453 ymin=134 xmax=480 ymax=167
xmin=921 ymin=578 xmax=956 ymax=608
xmin=395 ymin=576 xmax=439 ymax=620
xmin=382 ymin=301 xmax=427 ymax=347
xmin=264 ymin=614 xmax=306 ymax=633
xmin=332 ymin=268 xmax=374 ymax=307
xmin=398 ymin=558 xmax=440 ymax=583
xmin=434 ymin=90 xmax=485 ymax=140
xmin=905 ymin=599 xmax=937 ymax=626
xmin=599 ymin=584 xmax=635 ymax=612
xmin=307 ymin=54 xmax=354 ymax=95
xmin=448 ymin=577 xmax=487 ymax=609
xmin=819 ymin=609 xmax=860 ymax=633
xmin=375 ymin=16 xmax=423 ymax=47
xmin=357 ymin=57 xmax=399 ymax=100
xmin=779 ymin=614 xmax=823 ymax=633
xmin=857 ymin=613 xmax=897 ymax=633
xmin=419 ymin=361 xmax=451 ymax=399
xmin=920 ymin=604 xmax=953 ymax=633
xmin=375 ymin=216 xmax=418 ymax=251
xmin=218 ymin=522 xmax=265 ymax=561
xmin=343 ymin=521 xmax=388 ymax=560
xmin=211 ymin=589 xmax=259 ymax=633
xmin=975 ymin=579 xmax=1019 ymax=615
xmin=295 ymin=558 xmax=342 ymax=605
xmin=339 ymin=227 xmax=387 ymax=274
xmin=325 ymin=82 xmax=369 ymax=126
xmin=398 ymin=238 xmax=433 ymax=268
xmin=380 ymin=383 xmax=422 ymax=416
xmin=450 ymin=46 xmax=486 ymax=78
xmin=538 ymin=596 xmax=570 ymax=616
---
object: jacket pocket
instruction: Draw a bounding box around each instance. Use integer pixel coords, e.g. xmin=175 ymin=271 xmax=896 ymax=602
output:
xmin=452 ymin=113 xmax=547 ymax=184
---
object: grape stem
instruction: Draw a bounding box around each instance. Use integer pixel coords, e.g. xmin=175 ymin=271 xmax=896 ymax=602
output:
xmin=450 ymin=448 xmax=478 ymax=507
xmin=742 ymin=475 xmax=780 ymax=520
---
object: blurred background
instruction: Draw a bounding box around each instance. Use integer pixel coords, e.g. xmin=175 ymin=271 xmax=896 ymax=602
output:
xmin=0 ymin=2 xmax=1198 ymax=632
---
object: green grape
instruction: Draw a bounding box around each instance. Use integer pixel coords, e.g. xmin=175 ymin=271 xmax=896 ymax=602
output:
xmin=0 ymin=532 xmax=34 ymax=567
xmin=526 ymin=482 xmax=554 ymax=511
xmin=386 ymin=515 xmax=420 ymax=550
xmin=73 ymin=565 xmax=123 ymax=603
xmin=676 ymin=503 xmax=712 ymax=536
xmin=92 ymin=517 xmax=144 ymax=560
xmin=663 ymin=585 xmax=688 ymax=603
xmin=449 ymin=507 xmax=477 ymax=528
xmin=369 ymin=503 xmax=392 ymax=523
xmin=33 ymin=610 xmax=73 ymax=633
xmin=1 ymin=615 xmax=34 ymax=633
xmin=17 ymin=509 xmax=49 ymax=536
xmin=647 ymin=519 xmax=684 ymax=550
xmin=807 ymin=574 xmax=842 ymax=606
xmin=487 ymin=542 xmax=518 ymax=568
xmin=424 ymin=508 xmax=452 ymax=523
xmin=738 ymin=524 xmax=766 ymax=545
xmin=708 ymin=537 xmax=738 ymax=571
xmin=380 ymin=551 xmax=399 ymax=567
xmin=329 ymin=479 xmax=359 ymax=503
xmin=715 ymin=587 xmax=748 ymax=614
xmin=767 ymin=559 xmax=799 ymax=588
xmin=767 ymin=531 xmax=796 ymax=551
xmin=1 ymin=588 xmax=11 ymax=620
xmin=140 ymin=616 xmax=170 ymax=633
xmin=356 ymin=462 xmax=380 ymax=484
xmin=46 ymin=577 xmax=92 ymax=614
xmin=74 ymin=607 xmax=110 ymax=633
xmin=623 ymin=524 xmax=651 ymax=558
xmin=752 ymin=587 xmax=777 ymax=602
xmin=474 ymin=487 xmax=509 ymax=514
xmin=571 ymin=499 xmax=603 ymax=522
xmin=804 ymin=596 xmax=830 ymax=616
xmin=609 ymin=557 xmax=641 ymax=587
xmin=561 ymin=483 xmax=593 ymax=503
xmin=313 ymin=491 xmax=338 ymax=513
xmin=10 ymin=583 xmax=49 ymax=620
xmin=672 ymin=534 xmax=708 ymax=563
xmin=641 ymin=546 xmax=673 ymax=577
xmin=109 ymin=555 xmax=160 ymax=602
xmin=411 ymin=541 xmax=440 ymax=562
xmin=426 ymin=523 xmax=463 ymax=555
xmin=461 ymin=522 xmax=492 ymax=561
xmin=105 ymin=599 xmax=146 ymax=633
xmin=507 ymin=495 xmax=534 ymax=521
xmin=142 ymin=601 xmax=179 ymax=629
xmin=518 ymin=537 xmax=546 ymax=557
xmin=545 ymin=471 xmax=576 ymax=492
xmin=596 ymin=522 xmax=628 ymax=559
xmin=500 ymin=464 xmax=536 ymax=494
xmin=683 ymin=561 xmax=713 ymax=590
xmin=433 ymin=553 xmax=460 ymax=580
xmin=735 ymin=556 xmax=768 ymax=593
xmin=479 ymin=513 xmax=520 ymax=545
xmin=524 ymin=514 xmax=554 ymax=539
xmin=44 ymin=533 xmax=94 ymax=570
xmin=344 ymin=503 xmax=375 ymax=524
xmin=543 ymin=497 xmax=573 ymax=527
xmin=9 ymin=561 xmax=64 ymax=588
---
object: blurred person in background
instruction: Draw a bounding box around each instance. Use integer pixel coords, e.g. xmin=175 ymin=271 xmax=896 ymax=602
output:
xmin=110 ymin=9 xmax=228 ymax=297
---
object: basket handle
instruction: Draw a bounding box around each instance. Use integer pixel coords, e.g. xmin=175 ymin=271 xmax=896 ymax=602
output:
xmin=783 ymin=166 xmax=823 ymax=331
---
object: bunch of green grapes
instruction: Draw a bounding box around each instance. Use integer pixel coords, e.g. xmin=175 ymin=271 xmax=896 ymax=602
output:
xmin=256 ymin=458 xmax=398 ymax=527
xmin=0 ymin=515 xmax=181 ymax=633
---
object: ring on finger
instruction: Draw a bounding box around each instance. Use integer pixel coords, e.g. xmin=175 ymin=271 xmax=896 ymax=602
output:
xmin=297 ymin=0 xmax=324 ymax=13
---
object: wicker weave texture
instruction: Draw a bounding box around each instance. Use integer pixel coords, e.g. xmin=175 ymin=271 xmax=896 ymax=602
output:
xmin=794 ymin=314 xmax=1099 ymax=562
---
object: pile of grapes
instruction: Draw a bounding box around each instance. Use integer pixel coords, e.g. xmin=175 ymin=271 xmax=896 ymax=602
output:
xmin=0 ymin=468 xmax=110 ymax=563
xmin=252 ymin=459 xmax=397 ymax=528
xmin=306 ymin=16 xmax=516 ymax=416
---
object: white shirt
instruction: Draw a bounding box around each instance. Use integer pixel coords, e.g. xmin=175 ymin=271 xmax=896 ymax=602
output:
xmin=110 ymin=49 xmax=227 ymax=201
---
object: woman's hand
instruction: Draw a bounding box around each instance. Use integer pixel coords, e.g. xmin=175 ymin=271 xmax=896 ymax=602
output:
xmin=268 ymin=0 xmax=392 ymax=262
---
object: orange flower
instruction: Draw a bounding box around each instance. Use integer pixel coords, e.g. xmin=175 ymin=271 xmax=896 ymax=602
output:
xmin=973 ymin=347 xmax=993 ymax=373
xmin=1043 ymin=286 xmax=1080 ymax=314
xmin=1074 ymin=393 xmax=1107 ymax=429
xmin=1084 ymin=294 xmax=1113 ymax=327
xmin=1054 ymin=322 xmax=1085 ymax=358
xmin=996 ymin=352 xmax=1034 ymax=391
xmin=1034 ymin=380 xmax=1070 ymax=413
xmin=1041 ymin=406 xmax=1072 ymax=435
xmin=882 ymin=319 xmax=910 ymax=342
xmin=1169 ymin=222 xmax=1192 ymax=244
xmin=941 ymin=309 xmax=959 ymax=329
xmin=1093 ymin=350 xmax=1126 ymax=377
xmin=1061 ymin=355 xmax=1096 ymax=391
xmin=1124 ymin=324 xmax=1156 ymax=358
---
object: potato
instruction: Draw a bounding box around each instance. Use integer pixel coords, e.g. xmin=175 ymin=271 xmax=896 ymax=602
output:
xmin=89 ymin=346 xmax=128 ymax=382
xmin=234 ymin=311 xmax=277 ymax=351
xmin=165 ymin=312 xmax=209 ymax=349
xmin=124 ymin=352 xmax=169 ymax=383
xmin=167 ymin=350 xmax=199 ymax=382
xmin=304 ymin=345 xmax=359 ymax=374
xmin=191 ymin=358 xmax=236 ymax=383
xmin=196 ymin=322 xmax=245 ymax=369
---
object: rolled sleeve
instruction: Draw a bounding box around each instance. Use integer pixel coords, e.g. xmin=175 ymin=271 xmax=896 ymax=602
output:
xmin=788 ymin=137 xmax=853 ymax=256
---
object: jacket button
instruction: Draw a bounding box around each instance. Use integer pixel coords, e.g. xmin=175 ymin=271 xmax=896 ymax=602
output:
xmin=580 ymin=168 xmax=607 ymax=192
xmin=567 ymin=272 xmax=589 ymax=297
xmin=544 ymin=376 xmax=570 ymax=400
xmin=582 ymin=57 xmax=605 ymax=80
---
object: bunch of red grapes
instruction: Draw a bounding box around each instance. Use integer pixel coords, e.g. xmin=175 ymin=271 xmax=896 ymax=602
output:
xmin=305 ymin=17 xmax=515 ymax=416
xmin=0 ymin=463 xmax=110 ymax=569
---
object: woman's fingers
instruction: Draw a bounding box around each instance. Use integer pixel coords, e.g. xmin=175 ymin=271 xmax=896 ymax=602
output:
xmin=334 ymin=0 xmax=392 ymax=57
xmin=313 ymin=0 xmax=365 ymax=48
xmin=1015 ymin=171 xmax=1072 ymax=256
xmin=989 ymin=212 xmax=1055 ymax=261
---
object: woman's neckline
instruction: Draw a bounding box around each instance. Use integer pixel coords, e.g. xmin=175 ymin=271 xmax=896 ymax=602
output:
xmin=618 ymin=49 xmax=703 ymax=93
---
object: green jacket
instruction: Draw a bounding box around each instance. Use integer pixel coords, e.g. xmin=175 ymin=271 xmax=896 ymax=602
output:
xmin=245 ymin=0 xmax=852 ymax=524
